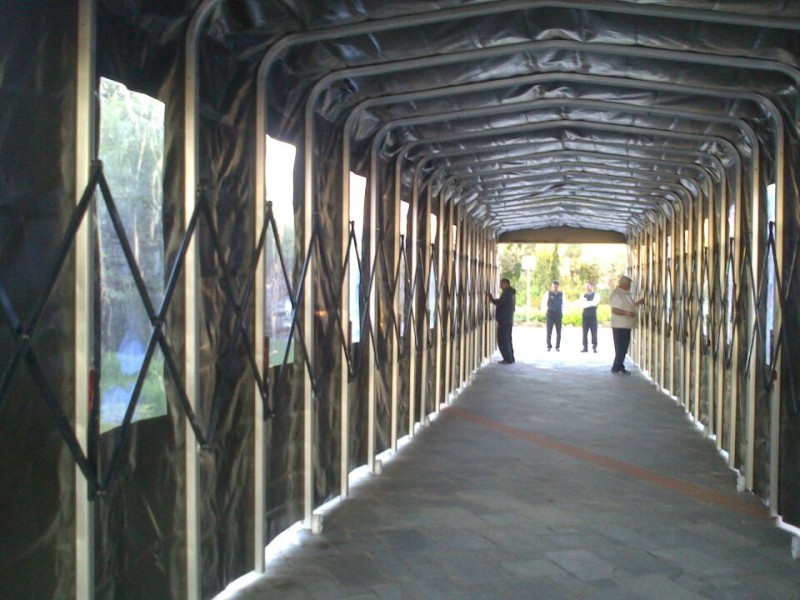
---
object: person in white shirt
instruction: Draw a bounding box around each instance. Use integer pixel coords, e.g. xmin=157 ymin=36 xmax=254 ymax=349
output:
xmin=609 ymin=275 xmax=644 ymax=374
xmin=580 ymin=281 xmax=600 ymax=353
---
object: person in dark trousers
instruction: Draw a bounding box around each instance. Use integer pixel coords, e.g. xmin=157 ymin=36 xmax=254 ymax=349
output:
xmin=487 ymin=278 xmax=516 ymax=364
xmin=610 ymin=275 xmax=644 ymax=374
xmin=546 ymin=280 xmax=563 ymax=351
xmin=581 ymin=281 xmax=599 ymax=353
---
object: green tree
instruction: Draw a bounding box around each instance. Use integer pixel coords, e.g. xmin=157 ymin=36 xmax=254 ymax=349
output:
xmin=576 ymin=262 xmax=601 ymax=286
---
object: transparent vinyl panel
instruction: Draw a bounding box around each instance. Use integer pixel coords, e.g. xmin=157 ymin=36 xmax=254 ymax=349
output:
xmin=97 ymin=78 xmax=166 ymax=433
xmin=265 ymin=136 xmax=297 ymax=367
xmin=349 ymin=172 xmax=366 ymax=344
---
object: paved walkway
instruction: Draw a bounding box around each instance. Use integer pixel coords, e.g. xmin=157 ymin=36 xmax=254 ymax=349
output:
xmin=219 ymin=326 xmax=800 ymax=599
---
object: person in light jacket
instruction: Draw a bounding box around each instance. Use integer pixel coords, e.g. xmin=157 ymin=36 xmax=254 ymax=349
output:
xmin=609 ymin=275 xmax=644 ymax=374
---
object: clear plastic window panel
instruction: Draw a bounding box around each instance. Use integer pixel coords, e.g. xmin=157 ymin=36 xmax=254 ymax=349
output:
xmin=428 ymin=213 xmax=437 ymax=328
xmin=765 ymin=183 xmax=776 ymax=364
xmin=399 ymin=201 xmax=410 ymax=337
xmin=666 ymin=235 xmax=672 ymax=325
xmin=265 ymin=136 xmax=297 ymax=367
xmin=97 ymin=78 xmax=167 ymax=433
xmin=727 ymin=204 xmax=736 ymax=345
xmin=349 ymin=173 xmax=366 ymax=344
xmin=702 ymin=218 xmax=709 ymax=339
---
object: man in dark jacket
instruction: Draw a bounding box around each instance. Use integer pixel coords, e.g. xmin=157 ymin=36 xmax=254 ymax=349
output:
xmin=546 ymin=280 xmax=563 ymax=351
xmin=581 ymin=281 xmax=599 ymax=353
xmin=487 ymin=278 xmax=516 ymax=364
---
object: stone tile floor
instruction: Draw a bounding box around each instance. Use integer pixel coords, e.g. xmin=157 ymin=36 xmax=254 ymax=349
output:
xmin=218 ymin=327 xmax=800 ymax=599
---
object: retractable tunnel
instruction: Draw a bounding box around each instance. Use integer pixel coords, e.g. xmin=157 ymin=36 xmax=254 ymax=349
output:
xmin=1 ymin=1 xmax=800 ymax=598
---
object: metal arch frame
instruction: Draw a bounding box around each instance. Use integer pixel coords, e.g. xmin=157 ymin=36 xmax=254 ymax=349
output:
xmin=455 ymin=161 xmax=705 ymax=188
xmin=333 ymin=63 xmax=781 ymax=429
xmin=445 ymin=148 xmax=718 ymax=175
xmin=310 ymin=34 xmax=786 ymax=332
xmin=325 ymin=45 xmax=783 ymax=500
xmin=395 ymin=135 xmax=739 ymax=422
xmin=447 ymin=153 xmax=714 ymax=212
xmin=470 ymin=187 xmax=688 ymax=226
xmin=483 ymin=186 xmax=681 ymax=219
xmin=413 ymin=144 xmax=723 ymax=202
xmin=31 ymin=0 xmax=794 ymax=596
xmin=381 ymin=118 xmax=735 ymax=430
xmin=391 ymin=120 xmax=742 ymax=234
xmin=407 ymin=174 xmax=680 ymax=399
xmin=449 ymin=144 xmax=729 ymax=420
xmin=258 ymin=0 xmax=800 ymax=87
xmin=387 ymin=118 xmax=746 ymax=452
xmin=288 ymin=16 xmax=785 ymax=536
xmin=399 ymin=137 xmax=729 ymax=412
xmin=247 ymin=0 xmax=796 ymax=555
xmin=465 ymin=174 xmax=693 ymax=203
xmin=360 ymin=97 xmax=758 ymax=224
xmin=456 ymin=151 xmax=707 ymax=227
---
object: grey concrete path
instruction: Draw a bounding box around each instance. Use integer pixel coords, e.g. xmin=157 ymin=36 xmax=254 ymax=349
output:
xmin=219 ymin=326 xmax=800 ymax=599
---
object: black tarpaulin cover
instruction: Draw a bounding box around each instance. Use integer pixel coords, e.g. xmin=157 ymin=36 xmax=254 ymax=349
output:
xmin=1 ymin=1 xmax=799 ymax=598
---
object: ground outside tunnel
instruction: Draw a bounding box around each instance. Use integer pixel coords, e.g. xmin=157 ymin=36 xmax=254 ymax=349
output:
xmin=220 ymin=326 xmax=800 ymax=600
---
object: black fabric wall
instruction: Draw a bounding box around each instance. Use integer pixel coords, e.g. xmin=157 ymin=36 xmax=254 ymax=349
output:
xmin=0 ymin=3 xmax=78 ymax=598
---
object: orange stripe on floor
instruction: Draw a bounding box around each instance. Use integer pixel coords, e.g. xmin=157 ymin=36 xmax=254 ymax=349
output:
xmin=446 ymin=406 xmax=765 ymax=519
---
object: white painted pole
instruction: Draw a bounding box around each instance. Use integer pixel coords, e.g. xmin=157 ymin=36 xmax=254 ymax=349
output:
xmin=75 ymin=1 xmax=95 ymax=597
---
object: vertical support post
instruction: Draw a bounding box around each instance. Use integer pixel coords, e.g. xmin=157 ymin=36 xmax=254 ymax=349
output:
xmin=492 ymin=232 xmax=497 ymax=355
xmin=745 ymin=172 xmax=760 ymax=490
xmin=481 ymin=228 xmax=487 ymax=363
xmin=253 ymin=30 xmax=266 ymax=573
xmin=443 ymin=196 xmax=455 ymax=404
xmin=706 ymin=190 xmax=716 ymax=441
xmin=729 ymin=178 xmax=742 ymax=470
xmin=638 ymin=228 xmax=645 ymax=372
xmin=434 ymin=189 xmax=445 ymax=413
xmin=714 ymin=187 xmax=726 ymax=450
xmin=693 ymin=193 xmax=703 ymax=426
xmin=476 ymin=227 xmax=482 ymax=366
xmin=653 ymin=215 xmax=666 ymax=389
xmin=408 ymin=171 xmax=419 ymax=435
xmin=644 ymin=227 xmax=650 ymax=372
xmin=649 ymin=223 xmax=656 ymax=381
xmin=480 ymin=228 xmax=488 ymax=364
xmin=458 ymin=208 xmax=467 ymax=390
xmin=468 ymin=221 xmax=474 ymax=374
xmin=340 ymin=141 xmax=351 ymax=493
xmin=669 ymin=209 xmax=678 ymax=396
xmin=683 ymin=199 xmax=694 ymax=416
xmin=419 ymin=182 xmax=432 ymax=422
xmin=768 ymin=170 xmax=785 ymax=517
xmin=302 ymin=88 xmax=316 ymax=533
xmin=75 ymin=2 xmax=95 ymax=598
xmin=658 ymin=213 xmax=675 ymax=393
xmin=367 ymin=150 xmax=378 ymax=473
xmin=469 ymin=222 xmax=477 ymax=376
xmin=390 ymin=154 xmax=403 ymax=450
xmin=641 ymin=229 xmax=648 ymax=374
xmin=185 ymin=1 xmax=222 ymax=593
xmin=633 ymin=232 xmax=642 ymax=367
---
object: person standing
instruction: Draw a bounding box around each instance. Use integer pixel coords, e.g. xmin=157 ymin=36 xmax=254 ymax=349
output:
xmin=487 ymin=278 xmax=516 ymax=364
xmin=581 ymin=282 xmax=599 ymax=353
xmin=546 ymin=280 xmax=563 ymax=352
xmin=609 ymin=275 xmax=644 ymax=374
